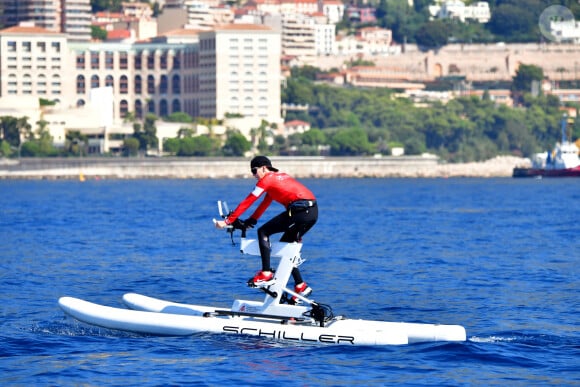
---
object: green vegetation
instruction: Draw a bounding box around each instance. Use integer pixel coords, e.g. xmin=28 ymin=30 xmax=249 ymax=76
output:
xmin=281 ymin=69 xmax=575 ymax=162
xmin=368 ymin=0 xmax=580 ymax=46
xmin=90 ymin=25 xmax=107 ymax=41
xmin=1 ymin=66 xmax=577 ymax=162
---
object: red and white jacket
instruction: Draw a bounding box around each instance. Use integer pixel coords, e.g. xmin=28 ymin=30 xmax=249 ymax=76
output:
xmin=225 ymin=172 xmax=315 ymax=225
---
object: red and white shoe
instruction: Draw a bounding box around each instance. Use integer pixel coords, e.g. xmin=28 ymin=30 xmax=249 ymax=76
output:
xmin=248 ymin=270 xmax=274 ymax=287
xmin=292 ymin=282 xmax=313 ymax=303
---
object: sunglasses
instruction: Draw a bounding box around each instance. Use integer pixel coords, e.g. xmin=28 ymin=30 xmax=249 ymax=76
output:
xmin=251 ymin=167 xmax=259 ymax=175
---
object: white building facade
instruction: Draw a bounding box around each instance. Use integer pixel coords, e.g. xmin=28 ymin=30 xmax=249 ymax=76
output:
xmin=430 ymin=0 xmax=491 ymax=23
xmin=198 ymin=24 xmax=282 ymax=124
xmin=0 ymin=0 xmax=92 ymax=42
xmin=0 ymin=23 xmax=283 ymax=151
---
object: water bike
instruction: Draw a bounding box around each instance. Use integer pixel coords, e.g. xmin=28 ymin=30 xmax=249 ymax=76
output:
xmin=58 ymin=201 xmax=467 ymax=346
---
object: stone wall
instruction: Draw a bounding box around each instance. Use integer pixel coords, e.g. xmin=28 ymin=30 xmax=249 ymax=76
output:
xmin=315 ymin=43 xmax=580 ymax=82
xmin=0 ymin=155 xmax=528 ymax=179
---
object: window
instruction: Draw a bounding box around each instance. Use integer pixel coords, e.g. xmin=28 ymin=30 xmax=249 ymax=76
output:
xmin=91 ymin=75 xmax=99 ymax=88
xmin=37 ymin=74 xmax=47 ymax=87
xmin=51 ymin=74 xmax=61 ymax=87
xmin=135 ymin=75 xmax=142 ymax=94
xmin=105 ymin=75 xmax=114 ymax=88
xmin=172 ymin=99 xmax=181 ymax=113
xmin=135 ymin=100 xmax=143 ymax=119
xmin=119 ymin=51 xmax=128 ymax=70
xmin=91 ymin=51 xmax=99 ymax=70
xmin=105 ymin=51 xmax=114 ymax=70
xmin=120 ymin=100 xmax=129 ymax=118
xmin=160 ymin=75 xmax=168 ymax=94
xmin=76 ymin=52 xmax=85 ymax=69
xmin=23 ymin=74 xmax=32 ymax=87
xmin=120 ymin=75 xmax=128 ymax=94
xmin=147 ymin=52 xmax=155 ymax=70
xmin=160 ymin=99 xmax=168 ymax=117
xmin=134 ymin=52 xmax=142 ymax=70
xmin=77 ymin=75 xmax=86 ymax=94
xmin=147 ymin=75 xmax=155 ymax=94
xmin=172 ymin=75 xmax=180 ymax=94
xmin=160 ymin=51 xmax=168 ymax=69
xmin=37 ymin=42 xmax=46 ymax=53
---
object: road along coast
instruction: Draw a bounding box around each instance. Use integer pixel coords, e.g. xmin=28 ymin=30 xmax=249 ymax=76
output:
xmin=0 ymin=155 xmax=528 ymax=179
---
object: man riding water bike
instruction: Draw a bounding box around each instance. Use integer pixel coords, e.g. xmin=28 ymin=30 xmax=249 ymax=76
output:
xmin=214 ymin=156 xmax=318 ymax=300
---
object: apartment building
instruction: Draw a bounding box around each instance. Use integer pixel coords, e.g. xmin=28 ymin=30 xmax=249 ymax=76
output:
xmin=322 ymin=0 xmax=345 ymax=25
xmin=0 ymin=25 xmax=72 ymax=99
xmin=551 ymin=19 xmax=580 ymax=43
xmin=61 ymin=0 xmax=92 ymax=41
xmin=281 ymin=13 xmax=317 ymax=63
xmin=334 ymin=27 xmax=395 ymax=56
xmin=0 ymin=0 xmax=91 ymax=41
xmin=198 ymin=24 xmax=281 ymax=123
xmin=0 ymin=23 xmax=282 ymax=149
xmin=158 ymin=0 xmax=234 ymax=31
xmin=429 ymin=0 xmax=491 ymax=24
xmin=185 ymin=1 xmax=234 ymax=30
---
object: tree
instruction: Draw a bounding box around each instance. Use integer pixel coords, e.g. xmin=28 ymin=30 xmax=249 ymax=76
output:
xmin=163 ymin=137 xmax=180 ymax=155
xmin=0 ymin=116 xmax=25 ymax=148
xmin=329 ymin=127 xmax=374 ymax=155
xmin=90 ymin=0 xmax=123 ymax=12
xmin=91 ymin=25 xmax=107 ymax=41
xmin=488 ymin=3 xmax=536 ymax=42
xmin=223 ymin=130 xmax=251 ymax=156
xmin=282 ymin=78 xmax=316 ymax=105
xmin=291 ymin=65 xmax=320 ymax=81
xmin=512 ymin=64 xmax=544 ymax=93
xmin=21 ymin=120 xmax=57 ymax=157
xmin=0 ymin=141 xmax=12 ymax=157
xmin=301 ymin=128 xmax=327 ymax=146
xmin=177 ymin=135 xmax=219 ymax=156
xmin=66 ymin=130 xmax=88 ymax=157
xmin=251 ymin=120 xmax=271 ymax=153
xmin=122 ymin=137 xmax=140 ymax=157
xmin=133 ymin=113 xmax=158 ymax=152
xmin=415 ymin=20 xmax=449 ymax=49
xmin=14 ymin=117 xmax=32 ymax=159
xmin=165 ymin=112 xmax=193 ymax=123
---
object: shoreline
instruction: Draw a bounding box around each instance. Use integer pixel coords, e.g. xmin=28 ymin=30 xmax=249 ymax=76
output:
xmin=0 ymin=155 xmax=528 ymax=179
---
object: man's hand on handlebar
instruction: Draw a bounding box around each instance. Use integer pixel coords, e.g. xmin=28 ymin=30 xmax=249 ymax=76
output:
xmin=214 ymin=218 xmax=251 ymax=230
xmin=243 ymin=218 xmax=257 ymax=228
xmin=214 ymin=220 xmax=228 ymax=229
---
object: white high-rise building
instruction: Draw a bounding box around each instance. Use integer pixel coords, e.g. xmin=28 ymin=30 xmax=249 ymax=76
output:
xmin=0 ymin=23 xmax=282 ymax=129
xmin=0 ymin=0 xmax=91 ymax=42
xmin=61 ymin=0 xmax=92 ymax=42
xmin=198 ymin=24 xmax=281 ymax=124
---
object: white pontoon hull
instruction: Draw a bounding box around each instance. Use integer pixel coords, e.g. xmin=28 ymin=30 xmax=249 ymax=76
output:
xmin=58 ymin=294 xmax=466 ymax=346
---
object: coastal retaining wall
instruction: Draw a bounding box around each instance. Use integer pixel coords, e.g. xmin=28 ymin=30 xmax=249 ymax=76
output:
xmin=0 ymin=156 xmax=528 ymax=179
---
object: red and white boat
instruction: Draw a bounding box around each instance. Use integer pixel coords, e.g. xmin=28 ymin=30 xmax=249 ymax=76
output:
xmin=513 ymin=115 xmax=580 ymax=178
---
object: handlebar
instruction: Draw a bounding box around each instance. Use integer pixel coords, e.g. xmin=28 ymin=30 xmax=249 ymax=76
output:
xmin=214 ymin=201 xmax=248 ymax=242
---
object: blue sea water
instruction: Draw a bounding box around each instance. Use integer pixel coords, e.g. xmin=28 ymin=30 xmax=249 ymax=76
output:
xmin=1 ymin=177 xmax=578 ymax=386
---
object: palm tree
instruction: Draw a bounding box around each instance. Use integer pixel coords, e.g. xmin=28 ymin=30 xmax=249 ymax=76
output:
xmin=16 ymin=117 xmax=31 ymax=160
